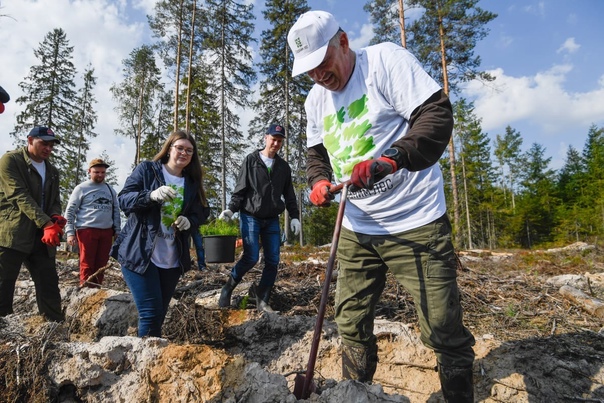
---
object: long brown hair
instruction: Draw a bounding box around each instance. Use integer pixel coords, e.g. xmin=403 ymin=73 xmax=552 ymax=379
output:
xmin=153 ymin=130 xmax=208 ymax=206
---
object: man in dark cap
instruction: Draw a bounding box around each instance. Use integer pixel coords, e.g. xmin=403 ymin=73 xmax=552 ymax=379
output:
xmin=217 ymin=123 xmax=301 ymax=312
xmin=64 ymin=158 xmax=121 ymax=288
xmin=0 ymin=126 xmax=65 ymax=321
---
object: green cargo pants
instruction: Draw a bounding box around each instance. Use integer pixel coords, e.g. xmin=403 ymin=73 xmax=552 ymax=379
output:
xmin=335 ymin=214 xmax=475 ymax=368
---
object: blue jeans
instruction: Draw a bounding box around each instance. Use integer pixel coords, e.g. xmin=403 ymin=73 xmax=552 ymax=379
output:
xmin=121 ymin=262 xmax=181 ymax=337
xmin=231 ymin=212 xmax=280 ymax=289
xmin=191 ymin=231 xmax=206 ymax=269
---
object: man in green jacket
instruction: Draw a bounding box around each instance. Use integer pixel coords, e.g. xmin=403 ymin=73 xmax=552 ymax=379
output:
xmin=0 ymin=126 xmax=66 ymax=321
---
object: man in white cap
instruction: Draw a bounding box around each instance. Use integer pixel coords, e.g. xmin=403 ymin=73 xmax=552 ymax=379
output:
xmin=64 ymin=158 xmax=121 ymax=287
xmin=288 ymin=10 xmax=475 ymax=402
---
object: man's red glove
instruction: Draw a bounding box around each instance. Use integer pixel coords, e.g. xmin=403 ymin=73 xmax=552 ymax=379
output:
xmin=42 ymin=222 xmax=62 ymax=247
xmin=309 ymin=179 xmax=335 ymax=207
xmin=51 ymin=215 xmax=67 ymax=229
xmin=350 ymin=157 xmax=397 ymax=191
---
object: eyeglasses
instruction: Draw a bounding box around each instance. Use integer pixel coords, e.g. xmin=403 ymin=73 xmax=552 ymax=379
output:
xmin=171 ymin=145 xmax=194 ymax=156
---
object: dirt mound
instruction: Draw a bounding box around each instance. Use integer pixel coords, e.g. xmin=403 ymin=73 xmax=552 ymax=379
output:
xmin=1 ymin=244 xmax=603 ymax=402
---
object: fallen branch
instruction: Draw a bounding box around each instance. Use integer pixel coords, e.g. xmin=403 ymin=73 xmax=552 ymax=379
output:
xmin=81 ymin=259 xmax=117 ymax=288
xmin=559 ymin=285 xmax=604 ymax=318
xmin=390 ymin=361 xmax=437 ymax=371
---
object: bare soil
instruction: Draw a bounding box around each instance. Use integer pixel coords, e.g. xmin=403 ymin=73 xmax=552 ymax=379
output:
xmin=1 ymin=242 xmax=603 ymax=402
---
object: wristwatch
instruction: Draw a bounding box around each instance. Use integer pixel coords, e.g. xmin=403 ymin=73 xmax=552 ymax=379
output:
xmin=381 ymin=147 xmax=404 ymax=168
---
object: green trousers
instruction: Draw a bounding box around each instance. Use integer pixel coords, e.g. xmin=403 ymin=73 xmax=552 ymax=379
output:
xmin=335 ymin=214 xmax=475 ymax=368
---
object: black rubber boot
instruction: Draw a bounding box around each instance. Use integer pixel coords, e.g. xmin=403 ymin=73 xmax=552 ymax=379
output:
xmin=341 ymin=342 xmax=378 ymax=382
xmin=218 ymin=275 xmax=239 ymax=308
xmin=250 ymin=283 xmax=276 ymax=313
xmin=438 ymin=362 xmax=474 ymax=403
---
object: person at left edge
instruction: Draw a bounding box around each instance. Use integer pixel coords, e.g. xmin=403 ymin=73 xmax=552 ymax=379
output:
xmin=111 ymin=130 xmax=209 ymax=337
xmin=0 ymin=126 xmax=65 ymax=322
xmin=0 ymin=85 xmax=10 ymax=114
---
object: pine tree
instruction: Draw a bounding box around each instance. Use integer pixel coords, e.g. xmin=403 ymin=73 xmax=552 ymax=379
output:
xmin=69 ymin=66 xmax=98 ymax=190
xmin=364 ymin=0 xmax=400 ymax=45
xmin=148 ymin=0 xmax=199 ymax=130
xmin=180 ymin=63 xmax=222 ymax=212
xmin=555 ymin=145 xmax=586 ymax=242
xmin=12 ymin=28 xmax=80 ymax=199
xmin=494 ymin=125 xmax=524 ymax=212
xmin=201 ymin=0 xmax=257 ymax=210
xmin=111 ymin=45 xmax=165 ymax=167
xmin=580 ymin=124 xmax=604 ymax=237
xmin=515 ymin=143 xmax=557 ymax=248
xmin=405 ymin=0 xmax=497 ymax=238
xmin=453 ymin=98 xmax=497 ymax=249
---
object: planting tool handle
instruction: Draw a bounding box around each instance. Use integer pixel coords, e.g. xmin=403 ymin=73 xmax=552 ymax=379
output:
xmin=328 ymin=180 xmax=350 ymax=195
xmin=301 ymin=182 xmax=349 ymax=398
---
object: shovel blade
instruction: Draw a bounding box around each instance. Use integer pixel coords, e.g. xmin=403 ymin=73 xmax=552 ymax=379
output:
xmin=292 ymin=373 xmax=316 ymax=400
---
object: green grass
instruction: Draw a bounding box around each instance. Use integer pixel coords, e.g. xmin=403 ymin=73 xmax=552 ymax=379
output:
xmin=199 ymin=219 xmax=239 ymax=236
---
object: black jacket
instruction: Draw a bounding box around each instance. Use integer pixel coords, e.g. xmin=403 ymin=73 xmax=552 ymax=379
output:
xmin=228 ymin=150 xmax=299 ymax=220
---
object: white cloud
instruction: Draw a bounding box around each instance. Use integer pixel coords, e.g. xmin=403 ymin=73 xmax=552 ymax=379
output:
xmin=0 ymin=0 xmax=151 ymax=191
xmin=349 ymin=23 xmax=373 ymax=49
xmin=523 ymin=1 xmax=546 ymax=17
xmin=557 ymin=37 xmax=580 ymax=54
xmin=463 ymin=63 xmax=604 ymax=167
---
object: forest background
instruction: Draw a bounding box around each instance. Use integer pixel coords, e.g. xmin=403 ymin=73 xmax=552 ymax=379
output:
xmin=1 ymin=0 xmax=603 ymax=250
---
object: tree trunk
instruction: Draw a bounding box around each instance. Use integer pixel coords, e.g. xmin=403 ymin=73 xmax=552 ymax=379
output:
xmin=220 ymin=8 xmax=227 ymax=211
xmin=185 ymin=1 xmax=196 ymax=132
xmin=559 ymin=285 xmax=604 ymax=318
xmin=436 ymin=3 xmax=460 ymax=241
xmin=398 ymin=0 xmax=406 ymax=48
xmin=461 ymin=149 xmax=472 ymax=249
xmin=172 ymin=0 xmax=184 ymax=131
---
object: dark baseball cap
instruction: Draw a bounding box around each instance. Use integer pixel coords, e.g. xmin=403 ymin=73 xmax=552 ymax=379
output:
xmin=28 ymin=126 xmax=61 ymax=144
xmin=267 ymin=124 xmax=286 ymax=137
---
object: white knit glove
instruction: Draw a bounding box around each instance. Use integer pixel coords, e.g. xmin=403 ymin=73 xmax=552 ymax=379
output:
xmin=218 ymin=209 xmax=233 ymax=221
xmin=150 ymin=186 xmax=177 ymax=202
xmin=174 ymin=216 xmax=190 ymax=231
xmin=291 ymin=218 xmax=301 ymax=236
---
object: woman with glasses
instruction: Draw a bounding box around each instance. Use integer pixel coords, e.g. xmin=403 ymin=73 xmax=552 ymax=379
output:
xmin=111 ymin=130 xmax=209 ymax=337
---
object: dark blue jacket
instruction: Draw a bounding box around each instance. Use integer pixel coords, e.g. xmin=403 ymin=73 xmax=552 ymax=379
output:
xmin=111 ymin=160 xmax=208 ymax=274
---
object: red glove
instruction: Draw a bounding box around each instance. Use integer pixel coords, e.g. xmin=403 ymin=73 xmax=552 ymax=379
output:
xmin=51 ymin=214 xmax=67 ymax=229
xmin=42 ymin=222 xmax=62 ymax=247
xmin=309 ymin=179 xmax=335 ymax=207
xmin=350 ymin=157 xmax=397 ymax=191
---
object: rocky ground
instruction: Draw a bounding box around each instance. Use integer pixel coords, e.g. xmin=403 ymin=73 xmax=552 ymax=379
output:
xmin=1 ymin=242 xmax=603 ymax=402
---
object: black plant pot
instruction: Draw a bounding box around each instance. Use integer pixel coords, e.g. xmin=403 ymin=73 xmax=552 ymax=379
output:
xmin=203 ymin=235 xmax=237 ymax=263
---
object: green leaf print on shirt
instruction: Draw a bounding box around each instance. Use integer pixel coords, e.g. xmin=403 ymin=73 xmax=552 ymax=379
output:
xmin=161 ymin=184 xmax=184 ymax=228
xmin=323 ymin=94 xmax=375 ymax=181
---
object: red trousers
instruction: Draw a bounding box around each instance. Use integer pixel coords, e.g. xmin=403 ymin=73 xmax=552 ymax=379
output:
xmin=76 ymin=228 xmax=113 ymax=287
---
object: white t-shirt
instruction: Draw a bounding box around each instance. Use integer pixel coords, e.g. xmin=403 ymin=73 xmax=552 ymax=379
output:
xmin=151 ymin=165 xmax=185 ymax=269
xmin=259 ymin=152 xmax=274 ymax=171
xmin=305 ymin=42 xmax=446 ymax=235
xmin=31 ymin=159 xmax=46 ymax=186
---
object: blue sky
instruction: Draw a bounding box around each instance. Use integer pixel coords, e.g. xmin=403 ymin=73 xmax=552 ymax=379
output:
xmin=1 ymin=0 xmax=602 ymax=189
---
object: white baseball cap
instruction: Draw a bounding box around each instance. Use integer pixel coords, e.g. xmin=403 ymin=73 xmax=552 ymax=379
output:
xmin=287 ymin=10 xmax=340 ymax=77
